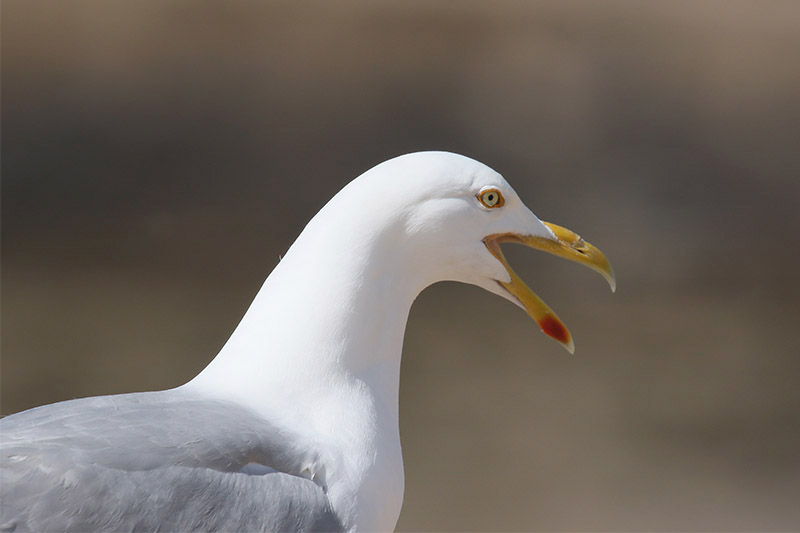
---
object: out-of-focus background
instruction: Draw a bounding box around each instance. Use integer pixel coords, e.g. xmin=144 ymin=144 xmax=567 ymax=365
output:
xmin=3 ymin=1 xmax=799 ymax=530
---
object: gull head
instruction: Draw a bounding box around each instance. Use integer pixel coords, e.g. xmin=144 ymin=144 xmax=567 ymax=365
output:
xmin=327 ymin=151 xmax=615 ymax=353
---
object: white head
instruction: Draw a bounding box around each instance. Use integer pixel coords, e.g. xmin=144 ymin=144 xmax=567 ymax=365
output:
xmin=305 ymin=151 xmax=615 ymax=352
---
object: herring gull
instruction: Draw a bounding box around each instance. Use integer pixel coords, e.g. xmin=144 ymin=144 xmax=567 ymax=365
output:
xmin=0 ymin=152 xmax=614 ymax=532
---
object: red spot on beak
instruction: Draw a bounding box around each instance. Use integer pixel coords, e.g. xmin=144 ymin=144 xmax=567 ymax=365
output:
xmin=538 ymin=315 xmax=569 ymax=344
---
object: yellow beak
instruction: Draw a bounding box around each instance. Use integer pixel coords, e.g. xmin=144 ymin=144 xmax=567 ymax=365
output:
xmin=483 ymin=221 xmax=615 ymax=353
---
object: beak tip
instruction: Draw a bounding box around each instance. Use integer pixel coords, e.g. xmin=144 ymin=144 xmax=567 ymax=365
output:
xmin=603 ymin=266 xmax=617 ymax=293
xmin=563 ymin=338 xmax=575 ymax=354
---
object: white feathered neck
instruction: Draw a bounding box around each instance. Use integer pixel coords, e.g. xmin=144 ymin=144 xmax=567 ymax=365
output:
xmin=187 ymin=153 xmax=492 ymax=531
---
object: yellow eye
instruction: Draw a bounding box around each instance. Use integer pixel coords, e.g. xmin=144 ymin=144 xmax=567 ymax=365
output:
xmin=478 ymin=188 xmax=504 ymax=208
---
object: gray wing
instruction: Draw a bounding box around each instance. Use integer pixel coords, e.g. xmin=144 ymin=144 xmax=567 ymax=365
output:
xmin=0 ymin=389 xmax=343 ymax=532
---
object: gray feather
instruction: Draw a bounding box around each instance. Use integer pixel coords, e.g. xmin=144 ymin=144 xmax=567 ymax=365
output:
xmin=0 ymin=390 xmax=343 ymax=532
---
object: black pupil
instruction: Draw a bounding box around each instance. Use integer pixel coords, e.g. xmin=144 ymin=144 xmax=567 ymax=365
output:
xmin=487 ymin=194 xmax=494 ymax=201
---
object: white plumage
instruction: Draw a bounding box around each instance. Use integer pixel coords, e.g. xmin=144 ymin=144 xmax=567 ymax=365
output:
xmin=1 ymin=152 xmax=613 ymax=532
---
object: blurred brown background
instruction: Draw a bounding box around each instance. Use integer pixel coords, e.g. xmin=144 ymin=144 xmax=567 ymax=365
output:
xmin=2 ymin=1 xmax=799 ymax=530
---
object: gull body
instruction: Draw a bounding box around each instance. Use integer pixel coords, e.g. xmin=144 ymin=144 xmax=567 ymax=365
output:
xmin=0 ymin=152 xmax=614 ymax=532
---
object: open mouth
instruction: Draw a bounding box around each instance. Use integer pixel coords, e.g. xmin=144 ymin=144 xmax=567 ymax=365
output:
xmin=483 ymin=222 xmax=615 ymax=353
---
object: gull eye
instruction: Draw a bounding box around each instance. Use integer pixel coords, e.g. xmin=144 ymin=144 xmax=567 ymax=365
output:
xmin=478 ymin=188 xmax=504 ymax=208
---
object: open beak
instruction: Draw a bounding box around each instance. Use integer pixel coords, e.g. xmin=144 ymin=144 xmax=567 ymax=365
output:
xmin=484 ymin=221 xmax=615 ymax=353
